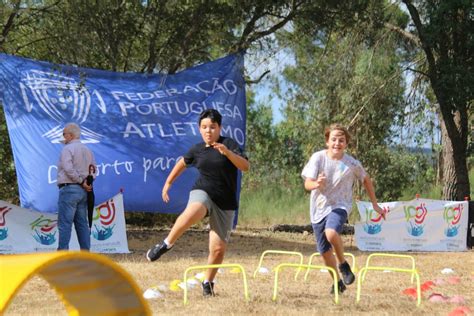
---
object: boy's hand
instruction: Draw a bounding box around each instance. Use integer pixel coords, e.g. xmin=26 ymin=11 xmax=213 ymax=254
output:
xmin=162 ymin=183 xmax=171 ymax=203
xmin=373 ymin=204 xmax=386 ymax=220
xmin=316 ymin=172 xmax=326 ymax=190
xmin=212 ymin=142 xmax=230 ymax=156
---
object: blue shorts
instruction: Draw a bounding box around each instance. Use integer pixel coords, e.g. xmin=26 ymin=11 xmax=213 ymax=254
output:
xmin=312 ymin=208 xmax=348 ymax=254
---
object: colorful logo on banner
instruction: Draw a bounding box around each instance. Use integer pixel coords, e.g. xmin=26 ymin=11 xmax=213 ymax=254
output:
xmin=92 ymin=199 xmax=116 ymax=241
xmin=443 ymin=204 xmax=463 ymax=237
xmin=0 ymin=206 xmax=11 ymax=240
xmin=363 ymin=206 xmax=389 ymax=235
xmin=404 ymin=203 xmax=428 ymax=236
xmin=30 ymin=215 xmax=58 ymax=245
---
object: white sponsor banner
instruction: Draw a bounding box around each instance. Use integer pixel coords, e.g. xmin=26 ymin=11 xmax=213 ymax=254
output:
xmin=0 ymin=193 xmax=129 ymax=254
xmin=355 ymin=199 xmax=468 ymax=252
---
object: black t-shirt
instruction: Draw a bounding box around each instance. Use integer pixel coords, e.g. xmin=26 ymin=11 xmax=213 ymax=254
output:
xmin=183 ymin=136 xmax=246 ymax=210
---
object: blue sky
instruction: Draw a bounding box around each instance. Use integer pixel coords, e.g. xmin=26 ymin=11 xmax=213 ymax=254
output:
xmin=245 ymin=49 xmax=439 ymax=149
xmin=246 ymin=48 xmax=294 ymax=124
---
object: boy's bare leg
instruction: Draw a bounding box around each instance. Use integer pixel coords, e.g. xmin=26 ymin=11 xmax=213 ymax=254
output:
xmin=166 ymin=202 xmax=207 ymax=244
xmin=321 ymin=249 xmax=340 ymax=281
xmin=325 ymin=228 xmax=345 ymax=264
xmin=326 ymin=228 xmax=355 ymax=285
xmin=205 ymin=230 xmax=227 ymax=282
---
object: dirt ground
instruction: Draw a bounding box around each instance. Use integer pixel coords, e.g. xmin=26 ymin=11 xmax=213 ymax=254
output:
xmin=5 ymin=228 xmax=474 ymax=315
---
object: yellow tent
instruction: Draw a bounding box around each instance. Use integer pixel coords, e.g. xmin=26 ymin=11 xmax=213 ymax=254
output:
xmin=0 ymin=251 xmax=150 ymax=315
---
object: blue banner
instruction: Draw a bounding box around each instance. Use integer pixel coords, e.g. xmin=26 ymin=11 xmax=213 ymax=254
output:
xmin=0 ymin=53 xmax=246 ymax=213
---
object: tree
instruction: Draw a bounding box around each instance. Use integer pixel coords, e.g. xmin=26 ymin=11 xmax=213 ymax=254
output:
xmin=397 ymin=1 xmax=473 ymax=200
xmin=271 ymin=2 xmax=421 ymax=201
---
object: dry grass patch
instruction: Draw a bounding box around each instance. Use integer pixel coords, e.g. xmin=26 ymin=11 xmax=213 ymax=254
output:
xmin=4 ymin=228 xmax=473 ymax=315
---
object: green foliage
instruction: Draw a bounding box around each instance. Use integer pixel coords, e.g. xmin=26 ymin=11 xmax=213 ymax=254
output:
xmin=244 ymin=100 xmax=277 ymax=187
xmin=0 ymin=105 xmax=18 ymax=202
xmin=266 ymin=2 xmax=414 ymax=202
xmin=361 ymin=147 xmax=432 ymax=201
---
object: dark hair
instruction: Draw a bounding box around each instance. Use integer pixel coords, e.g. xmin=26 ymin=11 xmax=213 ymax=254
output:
xmin=199 ymin=109 xmax=222 ymax=126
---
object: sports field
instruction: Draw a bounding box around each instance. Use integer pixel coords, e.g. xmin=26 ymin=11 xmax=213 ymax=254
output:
xmin=5 ymin=228 xmax=473 ymax=315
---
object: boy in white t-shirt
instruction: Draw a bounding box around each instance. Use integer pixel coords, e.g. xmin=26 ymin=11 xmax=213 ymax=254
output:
xmin=301 ymin=123 xmax=385 ymax=294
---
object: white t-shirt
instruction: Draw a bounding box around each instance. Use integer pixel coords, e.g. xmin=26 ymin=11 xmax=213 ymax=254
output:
xmin=301 ymin=150 xmax=366 ymax=224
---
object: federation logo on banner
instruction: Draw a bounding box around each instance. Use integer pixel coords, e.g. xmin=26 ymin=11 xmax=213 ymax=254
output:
xmin=404 ymin=202 xmax=428 ymax=237
xmin=0 ymin=206 xmax=11 ymax=241
xmin=92 ymin=199 xmax=116 ymax=241
xmin=20 ymin=70 xmax=107 ymax=144
xmin=443 ymin=204 xmax=463 ymax=237
xmin=30 ymin=215 xmax=58 ymax=246
xmin=363 ymin=206 xmax=389 ymax=235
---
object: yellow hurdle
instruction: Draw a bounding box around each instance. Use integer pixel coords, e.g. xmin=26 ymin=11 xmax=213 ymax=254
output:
xmin=361 ymin=253 xmax=417 ymax=283
xmin=0 ymin=251 xmax=150 ymax=315
xmin=272 ymin=263 xmax=339 ymax=304
xmin=356 ymin=253 xmax=420 ymax=307
xmin=253 ymin=250 xmax=304 ymax=280
xmin=356 ymin=266 xmax=421 ymax=306
xmin=182 ymin=263 xmax=249 ymax=305
xmin=304 ymin=252 xmax=357 ymax=281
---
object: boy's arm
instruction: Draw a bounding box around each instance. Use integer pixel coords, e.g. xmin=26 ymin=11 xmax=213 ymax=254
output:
xmin=162 ymin=158 xmax=187 ymax=203
xmin=362 ymin=175 xmax=386 ymax=219
xmin=224 ymin=149 xmax=250 ymax=171
xmin=212 ymin=142 xmax=249 ymax=171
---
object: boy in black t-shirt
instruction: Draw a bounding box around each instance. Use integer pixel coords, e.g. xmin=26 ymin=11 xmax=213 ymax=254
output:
xmin=146 ymin=109 xmax=249 ymax=297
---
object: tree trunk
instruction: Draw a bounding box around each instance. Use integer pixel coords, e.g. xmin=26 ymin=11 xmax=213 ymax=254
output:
xmin=440 ymin=114 xmax=470 ymax=201
xmin=402 ymin=0 xmax=471 ymax=201
xmin=436 ymin=147 xmax=443 ymax=186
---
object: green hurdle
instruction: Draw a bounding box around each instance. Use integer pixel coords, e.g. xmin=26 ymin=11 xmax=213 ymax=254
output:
xmin=272 ymin=263 xmax=340 ymax=304
xmin=304 ymin=252 xmax=357 ymax=281
xmin=253 ymin=250 xmax=304 ymax=280
xmin=182 ymin=263 xmax=249 ymax=305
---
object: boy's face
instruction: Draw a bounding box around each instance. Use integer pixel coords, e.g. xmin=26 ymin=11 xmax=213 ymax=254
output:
xmin=326 ymin=130 xmax=347 ymax=156
xmin=199 ymin=117 xmax=221 ymax=145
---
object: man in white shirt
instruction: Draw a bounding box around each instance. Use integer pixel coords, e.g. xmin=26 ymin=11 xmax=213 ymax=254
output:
xmin=57 ymin=123 xmax=96 ymax=250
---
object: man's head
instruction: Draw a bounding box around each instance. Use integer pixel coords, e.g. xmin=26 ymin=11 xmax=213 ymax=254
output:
xmin=62 ymin=123 xmax=81 ymax=144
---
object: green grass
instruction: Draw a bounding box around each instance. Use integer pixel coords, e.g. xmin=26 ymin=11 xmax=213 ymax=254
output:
xmin=399 ymin=183 xmax=443 ymax=201
xmin=238 ymin=183 xmax=309 ymax=227
xmin=238 ymin=168 xmax=474 ymax=227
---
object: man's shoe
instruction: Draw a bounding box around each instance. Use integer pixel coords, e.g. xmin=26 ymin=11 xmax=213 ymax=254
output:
xmin=202 ymin=281 xmax=215 ymax=297
xmin=339 ymin=261 xmax=355 ymax=285
xmin=146 ymin=242 xmax=171 ymax=262
xmin=330 ymin=279 xmax=346 ymax=294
